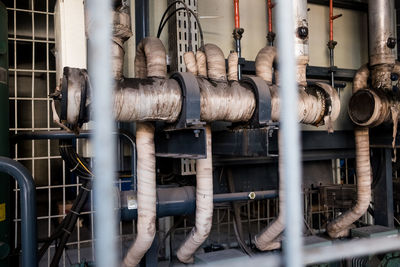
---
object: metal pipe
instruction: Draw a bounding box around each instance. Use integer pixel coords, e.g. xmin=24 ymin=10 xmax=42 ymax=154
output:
xmin=293 ymin=0 xmax=309 ymax=86
xmin=120 ymin=187 xmax=278 ymax=220
xmin=86 ymin=1 xmax=118 ymax=267
xmin=0 ymin=157 xmax=37 ymax=267
xmin=267 ymin=0 xmax=275 ymax=46
xmin=276 ymin=0 xmax=303 ymax=266
xmin=233 ymin=0 xmax=243 ymax=80
xmin=368 ymin=0 xmax=396 ymax=67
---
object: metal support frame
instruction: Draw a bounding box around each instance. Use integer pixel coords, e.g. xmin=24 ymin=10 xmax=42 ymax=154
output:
xmin=373 ymin=148 xmax=394 ymax=227
xmin=0 ymin=157 xmax=37 ymax=267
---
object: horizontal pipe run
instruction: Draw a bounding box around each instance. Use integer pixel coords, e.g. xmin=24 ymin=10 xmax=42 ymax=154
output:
xmin=120 ymin=187 xmax=278 ymax=221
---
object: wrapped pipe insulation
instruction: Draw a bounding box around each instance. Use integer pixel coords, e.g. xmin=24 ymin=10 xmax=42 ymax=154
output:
xmin=254 ymin=134 xmax=284 ymax=251
xmin=204 ymin=44 xmax=227 ymax=82
xmin=227 ymin=51 xmax=239 ymax=81
xmin=177 ymin=125 xmax=213 ymax=263
xmin=255 ymin=46 xmax=277 ymax=84
xmin=327 ymin=128 xmax=371 ymax=238
xmin=122 ymin=122 xmax=157 ymax=267
xmin=135 ymin=37 xmax=167 ymax=79
xmin=184 ymin=51 xmax=198 ymax=76
xmin=196 ymin=50 xmax=207 ymax=77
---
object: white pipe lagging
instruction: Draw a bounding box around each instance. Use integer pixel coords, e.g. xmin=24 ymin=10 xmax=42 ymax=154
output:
xmin=122 ymin=122 xmax=157 ymax=267
xmin=176 ymin=125 xmax=213 ymax=263
xmin=122 ymin=37 xmax=167 ymax=266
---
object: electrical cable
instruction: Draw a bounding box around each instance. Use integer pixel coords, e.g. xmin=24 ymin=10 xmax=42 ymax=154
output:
xmin=156 ymin=1 xmax=204 ymax=48
xmin=37 ymin=139 xmax=93 ymax=264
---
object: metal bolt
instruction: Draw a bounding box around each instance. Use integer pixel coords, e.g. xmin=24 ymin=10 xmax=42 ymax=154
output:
xmin=165 ymin=133 xmax=170 ymax=139
xmin=387 ymin=37 xmax=397 ymax=49
xmin=193 ymin=129 xmax=200 ymax=138
xmin=297 ymin=26 xmax=309 ymax=40
xmin=248 ymin=192 xmax=256 ymax=200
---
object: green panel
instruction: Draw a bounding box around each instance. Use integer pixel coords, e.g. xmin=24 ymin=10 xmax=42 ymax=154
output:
xmin=0 ymin=1 xmax=10 ymax=266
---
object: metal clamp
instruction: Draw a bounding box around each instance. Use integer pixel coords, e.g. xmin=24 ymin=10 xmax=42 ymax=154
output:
xmin=241 ymin=76 xmax=275 ymax=127
xmin=171 ymin=72 xmax=204 ymax=129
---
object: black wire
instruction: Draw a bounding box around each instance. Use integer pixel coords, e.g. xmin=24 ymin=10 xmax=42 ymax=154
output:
xmin=37 ymin=140 xmax=93 ymax=263
xmin=156 ymin=1 xmax=204 ymax=49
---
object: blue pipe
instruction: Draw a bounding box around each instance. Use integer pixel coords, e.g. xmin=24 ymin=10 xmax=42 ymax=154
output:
xmin=0 ymin=157 xmax=37 ymax=267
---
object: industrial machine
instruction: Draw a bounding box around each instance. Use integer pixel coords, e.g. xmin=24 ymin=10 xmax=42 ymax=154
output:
xmin=2 ymin=0 xmax=400 ymax=266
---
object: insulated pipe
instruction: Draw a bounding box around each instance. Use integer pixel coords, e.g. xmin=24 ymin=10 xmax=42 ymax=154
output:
xmin=184 ymin=51 xmax=198 ymax=76
xmin=328 ymin=66 xmax=372 ymax=238
xmin=0 ymin=157 xmax=37 ymax=267
xmin=254 ymin=135 xmax=284 ymax=251
xmin=177 ymin=125 xmax=213 ymax=264
xmin=227 ymin=51 xmax=239 ymax=81
xmin=327 ymin=128 xmax=371 ymax=238
xmin=111 ymin=6 xmax=133 ymax=80
xmin=255 ymin=46 xmax=277 ymax=84
xmin=204 ymin=44 xmax=227 ymax=82
xmin=122 ymin=122 xmax=157 ymax=267
xmin=293 ymin=0 xmax=309 ymax=86
xmin=135 ymin=37 xmax=167 ymax=79
xmin=196 ymin=50 xmax=207 ymax=77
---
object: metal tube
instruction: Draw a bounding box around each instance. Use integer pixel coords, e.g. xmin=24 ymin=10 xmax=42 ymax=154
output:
xmin=120 ymin=188 xmax=278 ymax=221
xmin=277 ymin=0 xmax=303 ymax=266
xmin=86 ymin=0 xmax=117 ymax=267
xmin=0 ymin=157 xmax=37 ymax=267
xmin=368 ymin=0 xmax=396 ymax=66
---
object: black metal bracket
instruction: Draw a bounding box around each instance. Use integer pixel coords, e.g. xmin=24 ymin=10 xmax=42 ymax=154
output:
xmin=241 ymin=76 xmax=276 ymax=128
xmin=155 ymin=127 xmax=207 ymax=159
xmin=171 ymin=72 xmax=204 ymax=129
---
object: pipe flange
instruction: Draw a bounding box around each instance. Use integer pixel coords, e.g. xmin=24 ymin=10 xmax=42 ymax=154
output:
xmin=309 ymin=82 xmax=340 ymax=127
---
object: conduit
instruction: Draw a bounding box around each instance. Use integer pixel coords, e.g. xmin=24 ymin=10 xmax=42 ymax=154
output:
xmin=122 ymin=123 xmax=157 ymax=267
xmin=177 ymin=125 xmax=213 ymax=263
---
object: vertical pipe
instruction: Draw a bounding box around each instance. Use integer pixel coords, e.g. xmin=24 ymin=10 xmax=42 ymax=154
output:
xmin=277 ymin=0 xmax=303 ymax=266
xmin=234 ymin=0 xmax=240 ymax=29
xmin=233 ymin=0 xmax=242 ymax=80
xmin=86 ymin=1 xmax=117 ymax=267
xmin=267 ymin=0 xmax=275 ymax=46
xmin=368 ymin=0 xmax=396 ymax=66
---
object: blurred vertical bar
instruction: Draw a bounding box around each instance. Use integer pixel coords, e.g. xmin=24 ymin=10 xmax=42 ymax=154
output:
xmin=86 ymin=0 xmax=117 ymax=266
xmin=275 ymin=0 xmax=303 ymax=266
